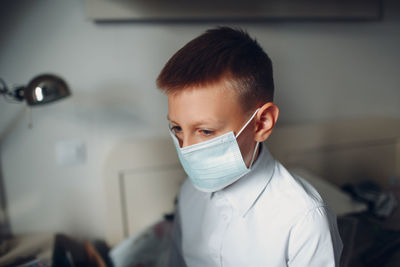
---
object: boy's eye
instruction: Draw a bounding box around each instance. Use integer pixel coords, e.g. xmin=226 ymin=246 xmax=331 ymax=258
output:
xmin=170 ymin=125 xmax=182 ymax=133
xmin=199 ymin=129 xmax=214 ymax=136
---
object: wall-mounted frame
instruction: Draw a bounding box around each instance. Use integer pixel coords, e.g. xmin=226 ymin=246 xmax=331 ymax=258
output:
xmin=86 ymin=0 xmax=382 ymax=22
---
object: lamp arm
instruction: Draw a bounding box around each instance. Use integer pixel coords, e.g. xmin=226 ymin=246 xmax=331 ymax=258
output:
xmin=0 ymin=79 xmax=13 ymax=97
xmin=0 ymin=79 xmax=24 ymax=102
xmin=0 ymin=79 xmax=9 ymax=94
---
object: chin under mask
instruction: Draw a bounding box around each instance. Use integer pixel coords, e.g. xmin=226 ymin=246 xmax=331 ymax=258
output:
xmin=169 ymin=109 xmax=260 ymax=192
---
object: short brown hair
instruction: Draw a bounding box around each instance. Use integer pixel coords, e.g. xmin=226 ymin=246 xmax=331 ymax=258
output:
xmin=156 ymin=27 xmax=274 ymax=112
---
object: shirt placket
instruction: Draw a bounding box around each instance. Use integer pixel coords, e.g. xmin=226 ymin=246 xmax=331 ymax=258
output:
xmin=208 ymin=193 xmax=233 ymax=267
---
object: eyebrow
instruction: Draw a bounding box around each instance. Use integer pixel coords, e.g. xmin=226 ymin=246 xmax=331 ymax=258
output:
xmin=167 ymin=115 xmax=224 ymax=128
xmin=167 ymin=115 xmax=180 ymax=126
xmin=166 ymin=115 xmax=176 ymax=124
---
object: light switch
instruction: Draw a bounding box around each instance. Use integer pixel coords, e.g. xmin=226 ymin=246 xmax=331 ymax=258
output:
xmin=56 ymin=140 xmax=86 ymax=166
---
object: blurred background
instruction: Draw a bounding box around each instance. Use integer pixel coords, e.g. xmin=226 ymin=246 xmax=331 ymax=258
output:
xmin=0 ymin=0 xmax=399 ymax=255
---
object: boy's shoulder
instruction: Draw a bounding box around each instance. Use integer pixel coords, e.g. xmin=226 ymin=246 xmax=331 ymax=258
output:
xmin=256 ymin=160 xmax=327 ymax=222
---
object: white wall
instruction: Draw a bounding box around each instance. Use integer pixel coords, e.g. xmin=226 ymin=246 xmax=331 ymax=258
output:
xmin=0 ymin=0 xmax=399 ymax=240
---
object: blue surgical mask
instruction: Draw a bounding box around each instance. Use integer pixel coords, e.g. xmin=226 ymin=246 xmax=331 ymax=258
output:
xmin=169 ymin=109 xmax=260 ymax=192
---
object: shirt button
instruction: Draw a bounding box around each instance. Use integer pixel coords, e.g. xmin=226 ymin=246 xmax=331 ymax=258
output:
xmin=222 ymin=213 xmax=228 ymax=221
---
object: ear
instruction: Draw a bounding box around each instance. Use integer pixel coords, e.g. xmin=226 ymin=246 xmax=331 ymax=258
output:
xmin=254 ymin=102 xmax=279 ymax=142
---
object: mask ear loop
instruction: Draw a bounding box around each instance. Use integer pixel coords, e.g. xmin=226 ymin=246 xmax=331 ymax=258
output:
xmin=249 ymin=141 xmax=260 ymax=168
xmin=235 ymin=108 xmax=261 ymax=169
xmin=235 ymin=108 xmax=260 ymax=138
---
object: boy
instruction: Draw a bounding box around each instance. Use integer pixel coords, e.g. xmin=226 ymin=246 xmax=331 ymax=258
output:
xmin=157 ymin=27 xmax=343 ymax=267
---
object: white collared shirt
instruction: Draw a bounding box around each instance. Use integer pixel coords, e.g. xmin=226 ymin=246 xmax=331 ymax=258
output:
xmin=169 ymin=143 xmax=343 ymax=267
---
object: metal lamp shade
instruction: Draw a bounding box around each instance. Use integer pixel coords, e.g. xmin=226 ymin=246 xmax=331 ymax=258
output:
xmin=24 ymin=74 xmax=71 ymax=106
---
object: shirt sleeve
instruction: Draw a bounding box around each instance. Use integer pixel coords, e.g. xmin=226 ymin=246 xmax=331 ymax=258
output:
xmin=287 ymin=206 xmax=343 ymax=267
xmin=168 ymin=201 xmax=188 ymax=267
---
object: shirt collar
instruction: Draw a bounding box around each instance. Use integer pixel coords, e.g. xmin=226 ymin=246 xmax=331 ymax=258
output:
xmin=217 ymin=142 xmax=276 ymax=217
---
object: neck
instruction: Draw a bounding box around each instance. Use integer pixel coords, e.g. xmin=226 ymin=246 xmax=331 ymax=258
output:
xmin=247 ymin=141 xmax=261 ymax=168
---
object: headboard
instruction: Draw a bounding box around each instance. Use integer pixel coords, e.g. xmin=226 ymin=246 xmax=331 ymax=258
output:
xmin=104 ymin=138 xmax=186 ymax=246
xmin=267 ymin=117 xmax=400 ymax=187
xmin=103 ymin=117 xmax=400 ymax=246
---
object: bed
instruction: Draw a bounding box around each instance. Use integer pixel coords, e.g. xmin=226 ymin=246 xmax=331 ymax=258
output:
xmin=103 ymin=117 xmax=400 ymax=267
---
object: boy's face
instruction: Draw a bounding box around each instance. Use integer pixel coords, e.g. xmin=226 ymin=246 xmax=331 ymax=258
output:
xmin=167 ymin=81 xmax=258 ymax=167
